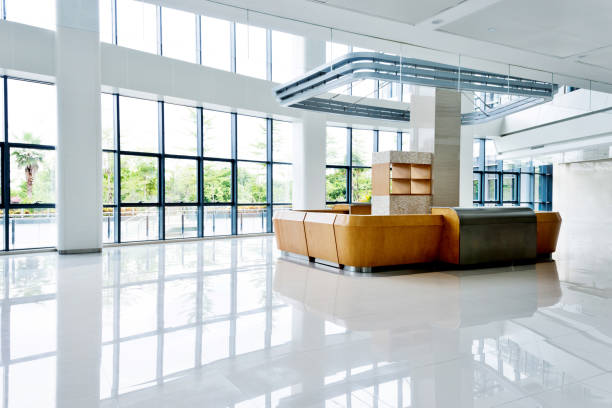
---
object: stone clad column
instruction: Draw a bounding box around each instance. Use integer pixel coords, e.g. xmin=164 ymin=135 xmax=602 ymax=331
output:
xmin=56 ymin=0 xmax=103 ymax=253
xmin=432 ymin=89 xmax=462 ymax=207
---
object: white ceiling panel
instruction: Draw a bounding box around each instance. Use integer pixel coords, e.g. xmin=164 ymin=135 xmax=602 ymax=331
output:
xmin=440 ymin=0 xmax=612 ymax=58
xmin=312 ymin=0 xmax=464 ymax=25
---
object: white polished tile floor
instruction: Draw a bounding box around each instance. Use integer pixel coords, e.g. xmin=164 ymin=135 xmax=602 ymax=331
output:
xmin=2 ymin=225 xmax=612 ymax=407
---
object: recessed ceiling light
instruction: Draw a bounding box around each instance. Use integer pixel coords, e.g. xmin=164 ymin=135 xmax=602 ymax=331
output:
xmin=487 ymin=27 xmax=496 ymax=32
xmin=431 ymin=19 xmax=444 ymax=25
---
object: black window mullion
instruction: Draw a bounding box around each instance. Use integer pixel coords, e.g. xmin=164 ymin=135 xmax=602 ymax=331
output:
xmin=373 ymin=130 xmax=379 ymax=153
xmin=266 ymin=118 xmax=273 ymax=232
xmin=197 ymin=107 xmax=203 ymax=237
xmin=347 ymin=128 xmax=352 ymax=203
xmin=158 ymin=102 xmax=165 ymax=241
xmin=195 ymin=15 xmax=202 ymax=65
xmin=156 ymin=5 xmax=162 ymax=56
xmin=111 ymin=0 xmax=117 ymax=45
xmin=230 ymin=113 xmax=237 ymax=235
xmin=266 ymin=29 xmax=272 ymax=82
xmin=2 ymin=77 xmax=8 ymax=250
xmin=114 ymin=94 xmax=121 ymax=243
xmin=229 ymin=22 xmax=236 ymax=73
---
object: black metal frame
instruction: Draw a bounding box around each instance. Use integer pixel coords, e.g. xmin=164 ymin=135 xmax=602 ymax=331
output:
xmin=103 ymin=93 xmax=291 ymax=243
xmin=472 ymin=138 xmax=552 ymax=210
xmin=0 ymin=76 xmax=57 ymax=251
xmin=99 ymin=0 xmax=292 ymax=243
xmin=325 ymin=127 xmax=405 ymax=205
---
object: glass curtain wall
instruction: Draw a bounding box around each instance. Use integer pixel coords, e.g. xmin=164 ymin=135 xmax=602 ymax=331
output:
xmin=472 ymin=138 xmax=552 ymax=210
xmin=0 ymin=77 xmax=57 ymax=251
xmin=98 ymin=0 xmax=305 ymax=83
xmin=325 ymin=128 xmax=403 ymax=205
xmin=102 ymin=93 xmax=291 ymax=243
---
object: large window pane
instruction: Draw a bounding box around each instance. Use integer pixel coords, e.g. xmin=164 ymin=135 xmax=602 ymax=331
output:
xmin=201 ymin=16 xmax=231 ymax=71
xmin=100 ymin=0 xmax=113 ymax=43
xmin=5 ymin=0 xmax=55 ymax=30
xmin=164 ymin=104 xmax=197 ymax=156
xmin=352 ymin=129 xmax=373 ymax=166
xmin=165 ymin=207 xmax=197 ymax=239
xmin=204 ymin=161 xmax=231 ymax=203
xmin=378 ymin=131 xmax=397 ymax=152
xmin=326 ymin=127 xmax=347 ymax=165
xmin=101 ymin=94 xmax=115 ymax=149
xmin=484 ymin=173 xmax=498 ymax=202
xmin=473 ymin=173 xmax=480 ymax=201
xmin=165 ymin=159 xmax=197 ymax=203
xmin=161 ymin=8 xmax=196 ymax=63
xmin=237 ymin=116 xmax=267 ymax=161
xmin=117 ymin=0 xmax=157 ymax=54
xmin=351 ymin=168 xmax=371 ymax=203
xmin=272 ymin=120 xmax=292 ymax=161
xmin=326 ymin=41 xmax=349 ymax=62
xmin=103 ymin=152 xmax=115 ymax=205
xmin=119 ymin=97 xmax=158 ymax=153
xmin=120 ymin=155 xmax=159 ymax=203
xmin=352 ymin=79 xmax=378 ymax=99
xmin=272 ymin=31 xmax=304 ymax=83
xmin=235 ymin=23 xmax=267 ymax=80
xmin=103 ymin=207 xmax=115 ymax=243
xmin=8 ymin=79 xmax=56 ymax=145
xmin=401 ymin=130 xmax=412 ymax=151
xmin=485 ymin=139 xmax=498 ymax=168
xmin=238 ymin=162 xmax=267 ymax=203
xmin=203 ymin=110 xmax=231 ymax=158
xmin=10 ymin=148 xmax=55 ymax=204
xmin=238 ymin=206 xmax=267 ymax=234
xmin=120 ymin=207 xmax=159 ymax=241
xmin=273 ymin=164 xmax=292 ymax=203
xmin=473 ymin=140 xmax=482 ymax=169
xmin=326 ymin=168 xmax=347 ymax=202
xmin=9 ymin=208 xmax=56 ymax=249
xmin=503 ymin=174 xmax=517 ymax=202
xmin=520 ymin=173 xmax=532 ymax=203
xmin=203 ymin=206 xmax=231 ymax=236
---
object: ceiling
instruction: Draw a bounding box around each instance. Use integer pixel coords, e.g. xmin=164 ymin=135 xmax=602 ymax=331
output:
xmin=439 ymin=0 xmax=612 ymax=61
xmin=305 ymin=0 xmax=464 ymax=26
xmin=303 ymin=0 xmax=612 ymax=72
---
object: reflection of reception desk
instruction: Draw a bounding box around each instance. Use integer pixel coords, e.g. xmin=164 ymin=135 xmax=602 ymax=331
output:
xmin=274 ymin=259 xmax=561 ymax=331
xmin=273 ymin=207 xmax=561 ymax=271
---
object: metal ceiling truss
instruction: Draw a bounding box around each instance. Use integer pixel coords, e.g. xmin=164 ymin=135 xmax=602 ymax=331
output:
xmin=274 ymin=52 xmax=558 ymax=124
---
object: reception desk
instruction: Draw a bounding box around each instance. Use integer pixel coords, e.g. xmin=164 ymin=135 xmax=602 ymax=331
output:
xmin=273 ymin=207 xmax=561 ymax=271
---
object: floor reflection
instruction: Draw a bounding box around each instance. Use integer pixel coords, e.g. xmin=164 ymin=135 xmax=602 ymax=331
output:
xmin=0 ymin=232 xmax=611 ymax=407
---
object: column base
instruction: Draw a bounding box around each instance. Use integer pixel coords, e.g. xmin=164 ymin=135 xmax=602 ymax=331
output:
xmin=58 ymin=248 xmax=102 ymax=255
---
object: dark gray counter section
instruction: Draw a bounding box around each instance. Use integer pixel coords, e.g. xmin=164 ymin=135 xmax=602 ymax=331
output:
xmin=455 ymin=207 xmax=537 ymax=265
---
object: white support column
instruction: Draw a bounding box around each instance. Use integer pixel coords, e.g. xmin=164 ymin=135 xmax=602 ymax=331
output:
xmin=292 ymin=38 xmax=327 ymax=210
xmin=292 ymin=111 xmax=327 ymax=209
xmin=56 ymin=0 xmax=102 ymax=254
xmin=56 ymin=255 xmax=103 ymax=407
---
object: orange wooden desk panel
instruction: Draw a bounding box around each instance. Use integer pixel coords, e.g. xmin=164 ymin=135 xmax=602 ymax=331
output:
xmin=536 ymin=212 xmax=562 ymax=255
xmin=333 ymin=214 xmax=444 ymax=267
xmin=431 ymin=208 xmax=460 ymax=264
xmin=273 ymin=211 xmax=308 ymax=256
xmin=304 ymin=212 xmax=340 ymax=264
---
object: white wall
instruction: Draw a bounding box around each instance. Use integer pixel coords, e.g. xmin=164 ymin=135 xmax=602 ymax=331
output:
xmin=553 ymin=159 xmax=612 ymax=264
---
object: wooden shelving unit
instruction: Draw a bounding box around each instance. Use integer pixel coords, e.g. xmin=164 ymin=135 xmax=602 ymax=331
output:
xmin=373 ymin=162 xmax=432 ymax=196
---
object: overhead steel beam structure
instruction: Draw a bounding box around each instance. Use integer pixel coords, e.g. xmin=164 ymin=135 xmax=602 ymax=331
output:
xmin=274 ymin=52 xmax=558 ymax=124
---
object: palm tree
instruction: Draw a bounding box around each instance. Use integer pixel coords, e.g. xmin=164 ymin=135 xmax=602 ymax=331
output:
xmin=12 ymin=133 xmax=43 ymax=199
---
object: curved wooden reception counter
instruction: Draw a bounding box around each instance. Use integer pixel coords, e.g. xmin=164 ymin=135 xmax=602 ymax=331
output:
xmin=273 ymin=207 xmax=561 ymax=271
